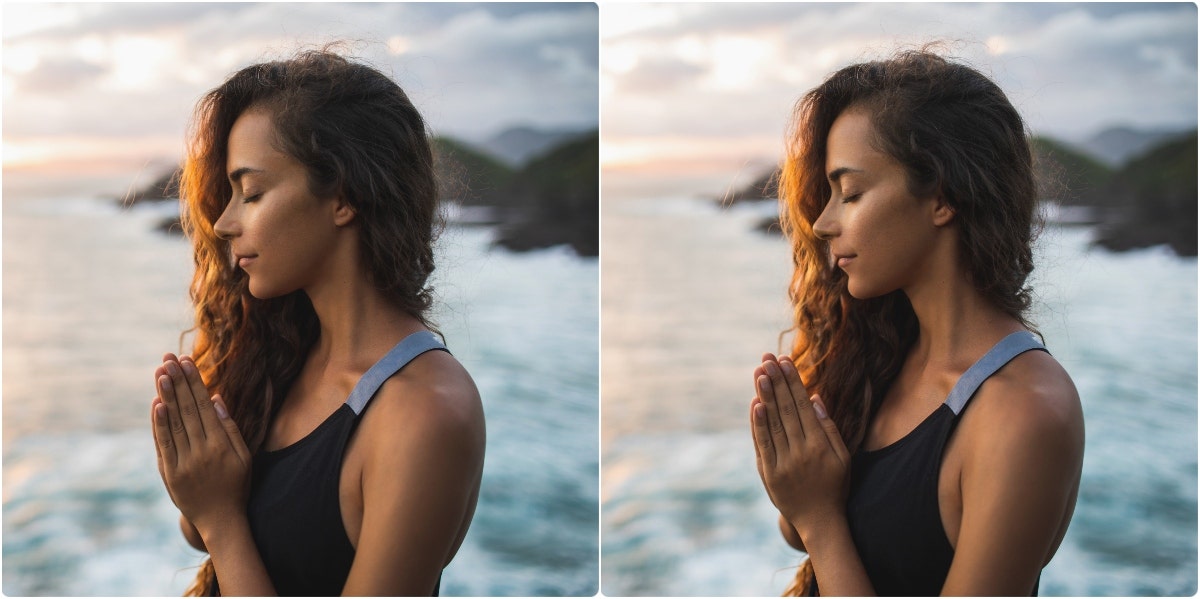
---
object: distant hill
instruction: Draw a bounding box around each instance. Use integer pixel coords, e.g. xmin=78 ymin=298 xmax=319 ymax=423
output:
xmin=432 ymin=136 xmax=515 ymax=207
xmin=1076 ymin=126 xmax=1185 ymax=167
xmin=494 ymin=130 xmax=599 ymax=256
xmin=434 ymin=130 xmax=598 ymax=256
xmin=477 ymin=126 xmax=587 ymax=167
xmin=736 ymin=128 xmax=1196 ymax=256
xmin=120 ymin=169 xmax=179 ymax=206
xmin=1030 ymin=136 xmax=1114 ymax=207
xmin=721 ymin=168 xmax=779 ymax=205
xmin=129 ymin=131 xmax=598 ymax=256
xmin=1093 ymin=130 xmax=1197 ymax=256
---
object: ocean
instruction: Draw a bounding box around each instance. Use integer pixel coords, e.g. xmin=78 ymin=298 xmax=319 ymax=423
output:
xmin=601 ymin=193 xmax=1198 ymax=596
xmin=1 ymin=188 xmax=599 ymax=596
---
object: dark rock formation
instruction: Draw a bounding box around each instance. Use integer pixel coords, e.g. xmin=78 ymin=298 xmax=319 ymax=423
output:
xmin=493 ymin=131 xmax=599 ymax=257
xmin=745 ymin=131 xmax=1197 ymax=257
xmin=120 ymin=169 xmax=180 ymax=207
xmin=1092 ymin=131 xmax=1197 ymax=256
xmin=719 ymin=167 xmax=779 ymax=206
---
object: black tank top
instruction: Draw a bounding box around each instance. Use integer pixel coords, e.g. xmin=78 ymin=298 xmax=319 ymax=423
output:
xmin=843 ymin=331 xmax=1048 ymax=596
xmin=244 ymin=330 xmax=448 ymax=596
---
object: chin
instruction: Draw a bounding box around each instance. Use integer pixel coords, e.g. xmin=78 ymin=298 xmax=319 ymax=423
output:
xmin=246 ymin=279 xmax=289 ymax=300
xmin=845 ymin=278 xmax=890 ymax=301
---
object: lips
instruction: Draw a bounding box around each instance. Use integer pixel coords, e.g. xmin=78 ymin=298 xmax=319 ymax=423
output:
xmin=233 ymin=252 xmax=258 ymax=269
xmin=832 ymin=253 xmax=856 ymax=269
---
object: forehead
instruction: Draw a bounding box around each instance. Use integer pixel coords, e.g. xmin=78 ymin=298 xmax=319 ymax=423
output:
xmin=226 ymin=109 xmax=283 ymax=173
xmin=825 ymin=108 xmax=878 ymax=170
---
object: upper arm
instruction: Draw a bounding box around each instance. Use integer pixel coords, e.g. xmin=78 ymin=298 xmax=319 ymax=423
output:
xmin=341 ymin=363 xmax=486 ymax=596
xmin=941 ymin=361 xmax=1084 ymax=595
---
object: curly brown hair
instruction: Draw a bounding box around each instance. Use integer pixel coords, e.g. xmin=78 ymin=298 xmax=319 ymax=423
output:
xmin=777 ymin=49 xmax=1039 ymax=595
xmin=177 ymin=48 xmax=438 ymax=596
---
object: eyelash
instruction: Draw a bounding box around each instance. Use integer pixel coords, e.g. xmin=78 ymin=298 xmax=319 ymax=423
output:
xmin=841 ymin=193 xmax=862 ymax=204
xmin=242 ymin=193 xmax=261 ymax=204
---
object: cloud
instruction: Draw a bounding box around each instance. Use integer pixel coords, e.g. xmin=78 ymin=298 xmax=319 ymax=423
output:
xmin=15 ymin=55 xmax=106 ymax=93
xmin=616 ymin=55 xmax=707 ymax=95
xmin=2 ymin=3 xmax=599 ymax=169
xmin=601 ymin=1 xmax=1197 ymax=168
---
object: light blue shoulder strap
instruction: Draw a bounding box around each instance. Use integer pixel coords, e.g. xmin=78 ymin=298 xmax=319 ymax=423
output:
xmin=945 ymin=331 xmax=1047 ymax=415
xmin=346 ymin=330 xmax=448 ymax=415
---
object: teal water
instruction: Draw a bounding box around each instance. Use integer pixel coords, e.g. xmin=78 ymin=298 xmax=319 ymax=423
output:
xmin=2 ymin=192 xmax=599 ymax=595
xmin=601 ymin=194 xmax=1198 ymax=596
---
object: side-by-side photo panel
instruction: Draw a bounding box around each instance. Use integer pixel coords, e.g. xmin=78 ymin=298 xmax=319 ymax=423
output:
xmin=3 ymin=3 xmax=598 ymax=596
xmin=601 ymin=3 xmax=1196 ymax=596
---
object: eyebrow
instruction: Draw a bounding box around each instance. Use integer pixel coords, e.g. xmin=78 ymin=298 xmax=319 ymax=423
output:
xmin=228 ymin=167 xmax=264 ymax=185
xmin=826 ymin=167 xmax=864 ymax=184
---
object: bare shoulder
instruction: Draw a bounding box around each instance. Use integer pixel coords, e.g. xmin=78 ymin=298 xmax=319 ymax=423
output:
xmin=962 ymin=348 xmax=1084 ymax=458
xmin=358 ymin=348 xmax=486 ymax=460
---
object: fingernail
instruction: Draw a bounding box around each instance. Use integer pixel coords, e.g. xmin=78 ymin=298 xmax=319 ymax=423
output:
xmin=165 ymin=362 xmax=180 ymax=376
xmin=758 ymin=375 xmax=770 ymax=391
xmin=764 ymin=362 xmax=778 ymax=376
xmin=812 ymin=396 xmax=827 ymax=419
xmin=754 ymin=403 xmax=766 ymax=420
xmin=159 ymin=375 xmax=172 ymax=390
xmin=213 ymin=397 xmax=228 ymax=419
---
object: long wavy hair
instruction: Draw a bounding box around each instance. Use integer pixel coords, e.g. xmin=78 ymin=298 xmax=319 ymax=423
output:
xmin=777 ymin=49 xmax=1039 ymax=595
xmin=178 ymin=48 xmax=439 ymax=596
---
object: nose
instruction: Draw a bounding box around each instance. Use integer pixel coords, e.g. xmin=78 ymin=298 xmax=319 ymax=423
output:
xmin=213 ymin=199 xmax=240 ymax=240
xmin=811 ymin=198 xmax=840 ymax=241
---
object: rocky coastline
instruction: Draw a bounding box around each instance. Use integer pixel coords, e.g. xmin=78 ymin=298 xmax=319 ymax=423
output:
xmin=121 ymin=126 xmax=600 ymax=258
xmin=729 ymin=127 xmax=1198 ymax=257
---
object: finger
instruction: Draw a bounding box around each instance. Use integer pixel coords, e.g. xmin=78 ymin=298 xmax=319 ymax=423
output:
xmin=163 ymin=358 xmax=206 ymax=445
xmin=179 ymin=357 xmax=221 ymax=442
xmin=763 ymin=360 xmax=805 ymax=443
xmin=750 ymin=398 xmax=765 ymax=478
xmin=812 ymin=395 xmax=851 ymax=463
xmin=153 ymin=398 xmax=178 ymax=469
xmin=757 ymin=373 xmax=790 ymax=451
xmin=753 ymin=353 xmax=777 ymax=385
xmin=751 ymin=399 xmax=775 ymax=472
xmin=778 ymin=355 xmax=808 ymax=397
xmin=778 ymin=357 xmax=821 ymax=441
xmin=157 ymin=371 xmax=191 ymax=453
xmin=150 ymin=398 xmax=165 ymax=467
xmin=212 ymin=394 xmax=252 ymax=464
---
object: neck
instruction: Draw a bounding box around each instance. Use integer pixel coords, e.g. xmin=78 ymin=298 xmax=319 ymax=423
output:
xmin=902 ymin=235 xmax=1023 ymax=372
xmin=303 ymin=235 xmax=426 ymax=372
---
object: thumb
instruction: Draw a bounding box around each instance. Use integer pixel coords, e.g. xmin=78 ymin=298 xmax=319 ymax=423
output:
xmin=812 ymin=395 xmax=850 ymax=464
xmin=212 ymin=395 xmax=252 ymax=464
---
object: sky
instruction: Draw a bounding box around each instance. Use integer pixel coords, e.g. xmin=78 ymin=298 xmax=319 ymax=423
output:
xmin=2 ymin=2 xmax=598 ymax=181
xmin=601 ymin=2 xmax=1198 ymax=196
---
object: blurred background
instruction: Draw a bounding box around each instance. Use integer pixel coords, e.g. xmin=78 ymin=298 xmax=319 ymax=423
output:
xmin=3 ymin=3 xmax=598 ymax=595
xmin=600 ymin=3 xmax=1197 ymax=596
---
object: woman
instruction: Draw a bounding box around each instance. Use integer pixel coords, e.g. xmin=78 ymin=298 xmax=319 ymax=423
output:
xmin=150 ymin=50 xmax=486 ymax=596
xmin=749 ymin=51 xmax=1084 ymax=596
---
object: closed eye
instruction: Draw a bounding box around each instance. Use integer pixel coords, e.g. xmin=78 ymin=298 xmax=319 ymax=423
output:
xmin=241 ymin=193 xmax=262 ymax=204
xmin=841 ymin=192 xmax=862 ymax=204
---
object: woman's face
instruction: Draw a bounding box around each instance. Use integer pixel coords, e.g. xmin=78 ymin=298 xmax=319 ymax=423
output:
xmin=812 ymin=108 xmax=951 ymax=299
xmin=214 ymin=109 xmax=349 ymax=299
